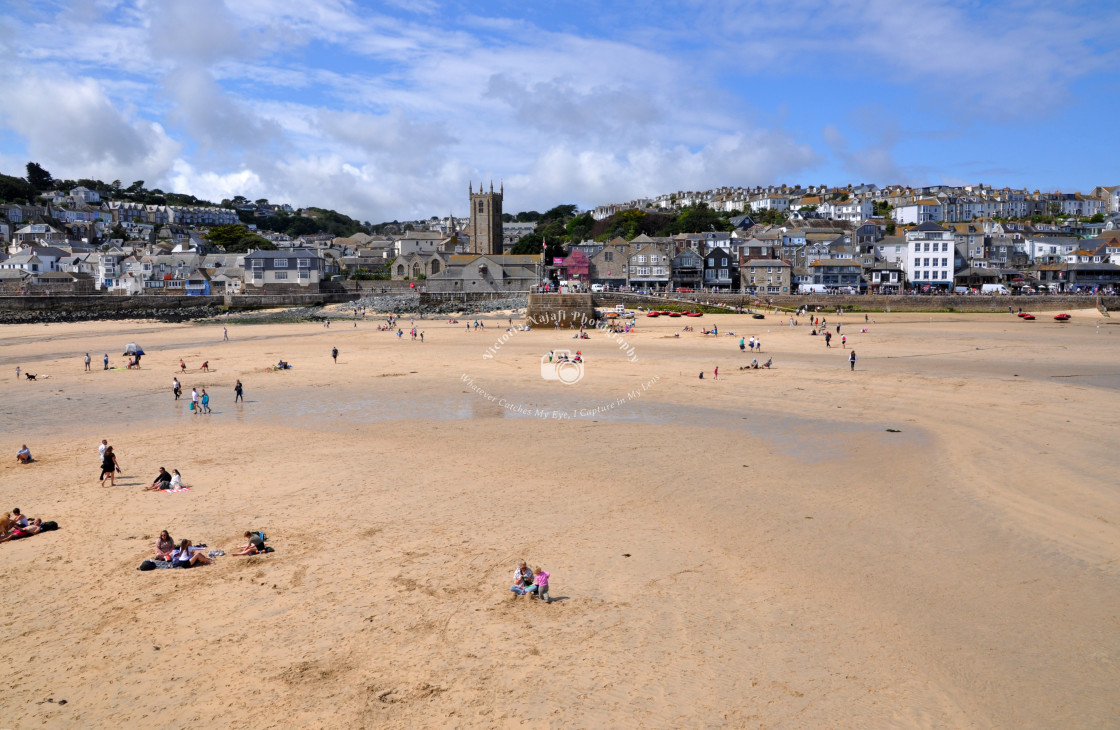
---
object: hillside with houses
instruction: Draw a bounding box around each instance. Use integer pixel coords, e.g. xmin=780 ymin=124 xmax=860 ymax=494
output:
xmin=2 ymin=165 xmax=1119 ymax=297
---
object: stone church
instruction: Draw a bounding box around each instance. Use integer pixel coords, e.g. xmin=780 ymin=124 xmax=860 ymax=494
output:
xmin=468 ymin=181 xmax=503 ymax=256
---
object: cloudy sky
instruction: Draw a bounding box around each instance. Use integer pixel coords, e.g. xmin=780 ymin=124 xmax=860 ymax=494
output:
xmin=1 ymin=0 xmax=1117 ymax=221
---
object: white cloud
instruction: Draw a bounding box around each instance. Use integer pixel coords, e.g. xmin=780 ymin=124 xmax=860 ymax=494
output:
xmin=0 ymin=71 xmax=180 ymax=182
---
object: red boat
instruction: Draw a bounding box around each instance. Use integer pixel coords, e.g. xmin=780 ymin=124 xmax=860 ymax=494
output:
xmin=646 ymin=311 xmax=660 ymax=317
xmin=1054 ymin=313 xmax=1071 ymax=321
xmin=668 ymin=312 xmax=682 ymax=318
xmin=1017 ymin=312 xmax=1027 ymax=317
xmin=1022 ymin=314 xmax=1036 ymax=320
xmin=685 ymin=312 xmax=704 ymax=318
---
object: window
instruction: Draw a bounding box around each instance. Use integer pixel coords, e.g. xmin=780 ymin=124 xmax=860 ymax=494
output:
xmin=637 ymin=255 xmax=647 ymax=264
xmin=707 ymin=258 xmax=714 ymax=266
xmin=251 ymin=259 xmax=264 ymax=269
xmin=718 ymin=268 xmax=728 ymax=278
xmin=721 ymin=258 xmax=728 ymax=265
xmin=274 ymin=258 xmax=288 ymax=268
xmin=477 ymin=201 xmax=484 ymax=212
xmin=298 ymin=259 xmax=311 ymax=268
xmin=274 ymin=271 xmax=288 ymax=280
xmin=942 ymin=258 xmax=948 ymax=266
xmin=924 ymin=243 xmax=930 ymax=251
xmin=298 ymin=271 xmax=309 ymax=279
xmin=604 ymin=252 xmax=613 ymax=262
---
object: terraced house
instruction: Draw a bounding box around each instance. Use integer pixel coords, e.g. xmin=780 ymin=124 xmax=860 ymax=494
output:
xmin=243 ymin=249 xmax=324 ymax=293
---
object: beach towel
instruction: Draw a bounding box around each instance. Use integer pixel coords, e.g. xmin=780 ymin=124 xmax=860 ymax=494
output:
xmin=162 ymin=486 xmax=191 ymax=493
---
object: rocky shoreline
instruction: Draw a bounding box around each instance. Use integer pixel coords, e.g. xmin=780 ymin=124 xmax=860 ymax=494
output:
xmin=0 ymin=294 xmax=530 ymax=325
xmin=0 ymin=305 xmax=226 ymax=325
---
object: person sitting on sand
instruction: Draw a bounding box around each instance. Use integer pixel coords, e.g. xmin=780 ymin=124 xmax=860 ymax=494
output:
xmin=510 ymin=562 xmax=534 ymax=593
xmin=0 ymin=518 xmax=42 ymax=543
xmin=147 ymin=467 xmax=172 ymax=491
xmin=167 ymin=469 xmax=182 ymax=490
xmin=155 ymin=530 xmax=176 ymax=560
xmin=232 ymin=531 xmax=266 ymax=556
xmin=16 ymin=445 xmax=32 ymax=464
xmin=171 ymin=539 xmax=212 ymax=568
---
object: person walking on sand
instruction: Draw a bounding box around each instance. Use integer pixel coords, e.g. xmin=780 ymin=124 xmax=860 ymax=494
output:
xmin=849 ymin=350 xmax=857 ymax=371
xmin=103 ymin=353 xmax=109 ymax=370
xmin=841 ymin=334 xmax=846 ymax=348
xmin=714 ymin=366 xmax=719 ymax=380
xmin=16 ymin=366 xmax=20 ymax=379
xmin=99 ymin=439 xmax=108 ymax=461
xmin=180 ymin=358 xmax=186 ymax=373
xmin=825 ymin=331 xmax=832 ymax=347
xmin=84 ymin=352 xmax=91 ymax=372
xmin=739 ymin=337 xmax=745 ymax=352
xmin=755 ymin=337 xmax=761 ymax=353
xmin=172 ymin=377 xmax=181 ymax=400
xmin=331 ymin=346 xmax=338 ymax=364
xmin=191 ymin=387 xmax=199 ymax=413
xmin=223 ymin=327 xmax=228 ymax=341
xmin=234 ymin=379 xmax=244 ymax=403
xmin=100 ymin=445 xmax=120 ymax=486
xmin=201 ymin=389 xmax=211 ymax=414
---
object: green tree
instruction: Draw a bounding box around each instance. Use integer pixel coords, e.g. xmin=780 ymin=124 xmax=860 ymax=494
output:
xmin=1089 ymin=213 xmax=1105 ymax=223
xmin=0 ymin=173 xmax=36 ymax=202
xmin=565 ymin=211 xmax=594 ymax=241
xmin=204 ymin=224 xmax=276 ymax=252
xmin=539 ymin=203 xmax=578 ymax=225
xmin=108 ymin=223 xmax=128 ymax=241
xmin=514 ymin=210 xmax=541 ymax=222
xmin=26 ymin=162 xmax=53 ymax=190
xmin=660 ymin=203 xmax=734 ymax=235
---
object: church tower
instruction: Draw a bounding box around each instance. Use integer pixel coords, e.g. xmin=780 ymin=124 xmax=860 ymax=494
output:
xmin=468 ymin=181 xmax=503 ymax=256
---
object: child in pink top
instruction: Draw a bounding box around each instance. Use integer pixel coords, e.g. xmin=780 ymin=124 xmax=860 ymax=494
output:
xmin=531 ymin=567 xmax=550 ymax=603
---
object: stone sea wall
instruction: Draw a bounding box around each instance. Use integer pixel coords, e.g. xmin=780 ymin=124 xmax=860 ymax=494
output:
xmin=0 ymin=292 xmax=358 ymax=324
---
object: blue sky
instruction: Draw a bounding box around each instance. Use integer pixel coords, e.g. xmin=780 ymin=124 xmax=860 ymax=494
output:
xmin=1 ymin=0 xmax=1117 ymax=222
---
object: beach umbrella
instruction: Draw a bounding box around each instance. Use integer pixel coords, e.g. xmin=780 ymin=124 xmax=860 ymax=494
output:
xmin=123 ymin=342 xmax=146 ymax=355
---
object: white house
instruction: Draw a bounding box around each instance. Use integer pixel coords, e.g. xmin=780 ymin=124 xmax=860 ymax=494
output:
xmin=820 ymin=198 xmax=873 ymax=223
xmin=748 ymin=195 xmax=790 ymax=213
xmin=893 ymin=199 xmax=944 ymax=224
xmin=70 ymin=186 xmax=101 ymax=205
xmin=904 ymin=222 xmax=954 ymax=289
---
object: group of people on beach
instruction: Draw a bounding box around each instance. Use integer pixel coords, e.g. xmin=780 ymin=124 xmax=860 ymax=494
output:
xmin=145 ymin=467 xmax=184 ymax=491
xmin=509 ymin=562 xmax=551 ymax=603
xmin=146 ymin=530 xmax=270 ymax=569
xmin=0 ymin=508 xmax=54 ymax=544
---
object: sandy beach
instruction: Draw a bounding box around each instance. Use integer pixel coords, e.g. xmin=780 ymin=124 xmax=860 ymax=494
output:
xmin=1 ymin=305 xmax=1119 ymax=728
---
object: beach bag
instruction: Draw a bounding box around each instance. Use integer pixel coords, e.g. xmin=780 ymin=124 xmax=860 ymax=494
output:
xmin=39 ymin=520 xmax=58 ymax=532
xmin=138 ymin=560 xmax=156 ymax=571
xmin=189 ymin=401 xmax=195 ymax=411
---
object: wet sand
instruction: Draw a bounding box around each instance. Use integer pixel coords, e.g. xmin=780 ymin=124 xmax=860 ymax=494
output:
xmin=1 ymin=307 xmax=1118 ymax=728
